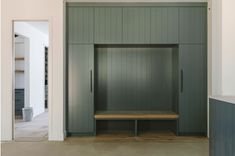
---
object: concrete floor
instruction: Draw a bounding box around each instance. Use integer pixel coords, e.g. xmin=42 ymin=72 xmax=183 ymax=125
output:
xmin=6 ymin=112 xmax=208 ymax=156
xmin=14 ymin=111 xmax=48 ymax=141
xmin=2 ymin=135 xmax=209 ymax=156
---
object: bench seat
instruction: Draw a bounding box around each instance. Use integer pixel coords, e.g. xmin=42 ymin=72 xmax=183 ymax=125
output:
xmin=95 ymin=111 xmax=179 ymax=120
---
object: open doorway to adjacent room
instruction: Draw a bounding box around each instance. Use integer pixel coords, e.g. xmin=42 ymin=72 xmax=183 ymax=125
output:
xmin=13 ymin=21 xmax=49 ymax=141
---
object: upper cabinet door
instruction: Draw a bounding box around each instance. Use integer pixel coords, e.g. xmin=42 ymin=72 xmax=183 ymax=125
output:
xmin=94 ymin=7 xmax=122 ymax=44
xmin=151 ymin=7 xmax=179 ymax=44
xmin=179 ymin=7 xmax=207 ymax=44
xmin=67 ymin=7 xmax=94 ymax=44
xmin=123 ymin=7 xmax=151 ymax=44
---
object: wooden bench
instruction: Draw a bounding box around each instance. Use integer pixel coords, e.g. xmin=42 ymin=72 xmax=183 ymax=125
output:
xmin=94 ymin=111 xmax=179 ymax=136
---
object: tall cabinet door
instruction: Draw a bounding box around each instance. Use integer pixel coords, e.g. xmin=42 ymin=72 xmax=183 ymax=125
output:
xmin=179 ymin=44 xmax=207 ymax=134
xmin=68 ymin=44 xmax=94 ymax=134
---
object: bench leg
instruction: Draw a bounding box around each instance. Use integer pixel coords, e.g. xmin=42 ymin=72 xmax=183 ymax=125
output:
xmin=135 ymin=120 xmax=138 ymax=137
xmin=94 ymin=119 xmax=96 ymax=136
xmin=176 ymin=120 xmax=179 ymax=136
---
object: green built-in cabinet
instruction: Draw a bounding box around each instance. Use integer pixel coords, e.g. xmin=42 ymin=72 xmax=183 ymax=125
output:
xmin=67 ymin=3 xmax=207 ymax=136
xmin=67 ymin=6 xmax=206 ymax=44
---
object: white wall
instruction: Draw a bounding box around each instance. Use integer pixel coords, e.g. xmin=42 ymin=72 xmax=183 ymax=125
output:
xmin=210 ymin=0 xmax=235 ymax=96
xmin=221 ymin=0 xmax=235 ymax=95
xmin=1 ymin=0 xmax=64 ymax=141
xmin=1 ymin=0 xmax=215 ymax=141
xmin=15 ymin=22 xmax=48 ymax=117
xmin=210 ymin=0 xmax=222 ymax=96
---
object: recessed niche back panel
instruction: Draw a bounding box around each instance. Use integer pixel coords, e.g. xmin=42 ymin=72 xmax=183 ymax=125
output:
xmin=95 ymin=46 xmax=178 ymax=111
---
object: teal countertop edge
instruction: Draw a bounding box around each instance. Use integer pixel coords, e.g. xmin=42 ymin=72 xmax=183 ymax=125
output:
xmin=210 ymin=96 xmax=235 ymax=105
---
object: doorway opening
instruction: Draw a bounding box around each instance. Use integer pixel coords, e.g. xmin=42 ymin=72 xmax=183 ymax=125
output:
xmin=13 ymin=21 xmax=49 ymax=141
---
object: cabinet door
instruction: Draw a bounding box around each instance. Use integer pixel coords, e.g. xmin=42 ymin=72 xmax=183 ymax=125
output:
xmin=94 ymin=7 xmax=122 ymax=44
xmin=179 ymin=44 xmax=207 ymax=134
xmin=67 ymin=7 xmax=94 ymax=44
xmin=151 ymin=7 xmax=179 ymax=44
xmin=68 ymin=44 xmax=94 ymax=134
xmin=123 ymin=7 xmax=150 ymax=44
xmin=179 ymin=7 xmax=207 ymax=44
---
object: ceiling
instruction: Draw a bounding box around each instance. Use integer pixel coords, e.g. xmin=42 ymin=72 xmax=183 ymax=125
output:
xmin=26 ymin=22 xmax=49 ymax=36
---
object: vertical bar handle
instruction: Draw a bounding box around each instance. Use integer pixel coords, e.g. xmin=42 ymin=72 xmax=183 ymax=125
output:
xmin=90 ymin=70 xmax=92 ymax=93
xmin=181 ymin=70 xmax=184 ymax=93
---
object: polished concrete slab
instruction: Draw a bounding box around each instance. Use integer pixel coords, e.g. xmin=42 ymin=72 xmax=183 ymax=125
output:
xmin=2 ymin=135 xmax=208 ymax=156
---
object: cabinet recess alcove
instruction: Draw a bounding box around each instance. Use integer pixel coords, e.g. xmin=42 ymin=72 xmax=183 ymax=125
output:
xmin=66 ymin=3 xmax=207 ymax=136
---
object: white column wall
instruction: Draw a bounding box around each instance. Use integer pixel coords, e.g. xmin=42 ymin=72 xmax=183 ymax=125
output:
xmin=221 ymin=0 xmax=235 ymax=95
xmin=210 ymin=0 xmax=222 ymax=96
